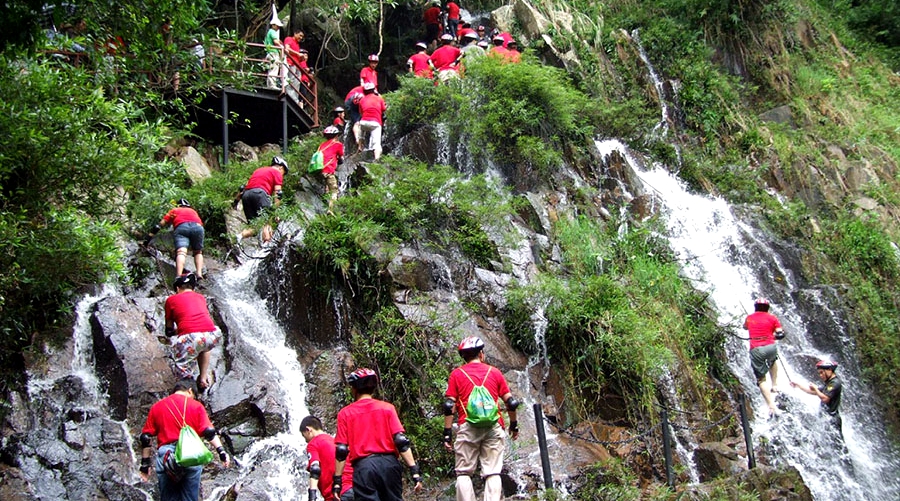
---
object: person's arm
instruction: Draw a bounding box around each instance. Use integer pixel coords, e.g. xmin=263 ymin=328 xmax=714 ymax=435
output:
xmin=274 ymin=184 xmax=283 ymax=207
xmin=399 ymin=448 xmax=423 ymax=492
xmin=501 ymin=392 xmax=519 ymax=440
xmin=790 ymin=380 xmax=817 ymax=396
xmin=208 ymin=433 xmax=231 ymax=468
xmin=442 ymin=396 xmax=456 ymax=451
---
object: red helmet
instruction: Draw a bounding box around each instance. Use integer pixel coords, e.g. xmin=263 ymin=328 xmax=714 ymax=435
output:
xmin=367 ymin=54 xmax=379 ymax=62
xmin=457 ymin=336 xmax=485 ymax=353
xmin=816 ymin=360 xmax=838 ymax=371
xmin=347 ymin=368 xmax=378 ymax=388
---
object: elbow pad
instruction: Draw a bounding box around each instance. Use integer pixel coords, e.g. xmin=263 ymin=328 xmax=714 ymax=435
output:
xmin=276 ymin=190 xmax=283 ymax=200
xmin=150 ymin=224 xmax=161 ymax=235
xmin=505 ymin=397 xmax=520 ymax=412
xmin=202 ymin=427 xmax=218 ymax=441
xmin=139 ymin=433 xmax=153 ymax=448
xmin=165 ymin=326 xmax=177 ymax=337
xmin=442 ymin=398 xmax=455 ymax=416
xmin=335 ymin=443 xmax=349 ymax=462
xmin=393 ymin=432 xmax=411 ymax=453
xmin=308 ymin=461 xmax=321 ymax=479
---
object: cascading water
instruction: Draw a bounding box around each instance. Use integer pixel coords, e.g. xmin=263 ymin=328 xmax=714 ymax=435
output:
xmin=204 ymin=253 xmax=312 ymax=500
xmin=597 ymin=138 xmax=900 ymax=500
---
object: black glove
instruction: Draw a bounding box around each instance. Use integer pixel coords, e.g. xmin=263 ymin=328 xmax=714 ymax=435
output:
xmin=165 ymin=326 xmax=177 ymax=337
xmin=308 ymin=488 xmax=318 ymax=501
xmin=409 ymin=463 xmax=422 ymax=484
xmin=509 ymin=420 xmax=519 ymax=434
xmin=442 ymin=427 xmax=452 ymax=446
xmin=775 ymin=331 xmax=785 ymax=340
xmin=332 ymin=475 xmax=342 ymax=497
xmin=142 ymin=234 xmax=153 ymax=246
xmin=139 ymin=457 xmax=151 ymax=474
xmin=216 ymin=446 xmax=227 ymax=462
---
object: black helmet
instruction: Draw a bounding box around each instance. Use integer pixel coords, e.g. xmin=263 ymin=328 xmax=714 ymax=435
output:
xmin=816 ymin=360 xmax=838 ymax=371
xmin=172 ymin=272 xmax=198 ymax=290
xmin=272 ymin=156 xmax=289 ymax=174
xmin=347 ymin=368 xmax=378 ymax=389
xmin=177 ymin=198 xmax=191 ymax=207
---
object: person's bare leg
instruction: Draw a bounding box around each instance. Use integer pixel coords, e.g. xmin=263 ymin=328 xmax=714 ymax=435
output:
xmin=194 ymin=251 xmax=204 ymax=278
xmin=197 ymin=351 xmax=211 ymax=389
xmin=241 ymin=228 xmax=256 ymax=239
xmin=769 ymin=361 xmax=780 ymax=393
xmin=262 ymin=224 xmax=274 ymax=243
xmin=175 ymin=248 xmax=188 ymax=276
xmin=758 ymin=378 xmax=777 ymax=416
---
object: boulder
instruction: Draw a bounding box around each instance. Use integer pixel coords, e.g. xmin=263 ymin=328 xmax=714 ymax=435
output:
xmin=177 ymin=145 xmax=213 ymax=183
xmin=513 ymin=0 xmax=550 ymax=42
xmin=693 ymin=441 xmax=745 ymax=481
xmin=230 ymin=141 xmax=257 ymax=163
xmin=490 ymin=5 xmax=515 ymax=34
xmin=759 ymin=105 xmax=794 ymax=126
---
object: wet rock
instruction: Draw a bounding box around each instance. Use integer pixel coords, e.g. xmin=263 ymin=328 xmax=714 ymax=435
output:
xmin=853 ymin=196 xmax=878 ymax=211
xmin=513 ymin=0 xmax=550 ymax=43
xmin=0 ymin=464 xmax=35 ymax=500
xmin=694 ymin=441 xmax=745 ymax=481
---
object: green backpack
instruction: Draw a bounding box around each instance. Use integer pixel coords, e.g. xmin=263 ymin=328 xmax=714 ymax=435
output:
xmin=461 ymin=366 xmax=499 ymax=428
xmin=308 ymin=149 xmax=324 ymax=173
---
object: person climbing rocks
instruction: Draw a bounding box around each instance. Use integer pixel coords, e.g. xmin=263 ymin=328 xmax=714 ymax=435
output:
xmin=457 ymin=22 xmax=475 ymax=41
xmin=791 ymin=360 xmax=844 ymax=433
xmin=264 ymin=11 xmax=284 ymax=90
xmin=316 ymin=126 xmax=345 ymax=213
xmin=743 ymin=297 xmax=785 ymax=418
xmin=443 ymin=337 xmax=519 ymax=501
xmin=445 ymin=1 xmax=461 ymax=40
xmin=301 ymin=415 xmax=355 ymax=501
xmin=144 ymin=198 xmax=205 ymax=279
xmin=407 ymin=41 xmax=434 ymax=79
xmin=235 ymin=156 xmax=288 ymax=243
xmin=138 ymin=379 xmax=229 ymax=501
xmin=334 ymin=368 xmax=423 ymax=501
xmin=343 ymin=85 xmax=365 ymax=147
xmin=164 ymin=272 xmax=220 ymax=390
xmin=423 ymin=0 xmax=443 ymax=47
xmin=332 ymin=106 xmax=346 ymax=128
xmin=430 ymin=33 xmax=463 ymax=82
xmin=356 ymin=82 xmax=387 ymax=160
xmin=360 ymin=54 xmax=379 ymax=91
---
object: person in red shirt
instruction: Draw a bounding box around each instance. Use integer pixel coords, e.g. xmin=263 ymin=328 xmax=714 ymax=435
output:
xmin=301 ymin=415 xmax=354 ymax=501
xmin=236 ymin=156 xmax=289 ymax=243
xmin=356 ymin=83 xmax=387 ymax=160
xmin=488 ymin=35 xmax=509 ymax=58
xmin=359 ymin=54 xmax=379 ymax=90
xmin=145 ymin=198 xmax=205 ymax=279
xmin=316 ymin=126 xmax=345 ymax=212
xmin=164 ymin=272 xmax=220 ymax=389
xmin=423 ymin=0 xmax=442 ymax=46
xmin=407 ymin=42 xmax=434 ymax=78
xmin=446 ymin=1 xmax=461 ymax=39
xmin=431 ymin=34 xmax=462 ymax=82
xmin=505 ymin=40 xmax=521 ymax=63
xmin=457 ymin=22 xmax=475 ymax=41
xmin=343 ymin=85 xmax=365 ymax=145
xmin=743 ymin=297 xmax=785 ymax=418
xmin=334 ymin=368 xmax=423 ymax=501
xmin=138 ymin=379 xmax=230 ymax=501
xmin=332 ymin=107 xmax=346 ymax=128
xmin=443 ymin=337 xmax=519 ymax=501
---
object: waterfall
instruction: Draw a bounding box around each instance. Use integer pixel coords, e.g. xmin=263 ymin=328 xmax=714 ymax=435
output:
xmin=205 ymin=255 xmax=312 ymax=500
xmin=597 ymin=139 xmax=900 ymax=500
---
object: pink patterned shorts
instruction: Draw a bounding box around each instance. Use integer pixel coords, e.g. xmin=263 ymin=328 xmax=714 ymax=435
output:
xmin=169 ymin=329 xmax=220 ymax=380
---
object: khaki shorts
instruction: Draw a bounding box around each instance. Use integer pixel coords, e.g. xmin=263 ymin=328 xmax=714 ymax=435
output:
xmin=324 ymin=172 xmax=338 ymax=195
xmin=454 ymin=422 xmax=506 ymax=477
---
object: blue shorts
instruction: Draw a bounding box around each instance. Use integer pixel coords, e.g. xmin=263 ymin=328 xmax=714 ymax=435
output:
xmin=173 ymin=222 xmax=204 ymax=251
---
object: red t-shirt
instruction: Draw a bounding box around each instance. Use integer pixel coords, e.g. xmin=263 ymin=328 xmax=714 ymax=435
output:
xmin=358 ymin=94 xmax=386 ymax=125
xmin=335 ymin=398 xmax=404 ymax=464
xmin=317 ymin=139 xmax=345 ymax=175
xmin=162 ymin=207 xmax=203 ymax=228
xmin=445 ymin=362 xmax=510 ymax=428
xmin=360 ymin=66 xmax=378 ymax=88
xmin=244 ymin=166 xmax=284 ymax=195
xmin=743 ymin=311 xmax=782 ymax=350
xmin=505 ymin=49 xmax=521 ymax=63
xmin=430 ymin=45 xmax=461 ymax=71
xmin=457 ymin=27 xmax=475 ymax=39
xmin=423 ymin=6 xmax=441 ymax=25
xmin=489 ymin=46 xmax=509 ymax=58
xmin=446 ymin=2 xmax=460 ymax=20
xmin=333 ymin=117 xmax=345 ymax=128
xmin=284 ymin=36 xmax=302 ymax=66
xmin=141 ymin=393 xmax=213 ymax=446
xmin=165 ymin=290 xmax=216 ymax=335
xmin=407 ymin=53 xmax=433 ymax=78
xmin=307 ymin=433 xmax=354 ymax=500
xmin=344 ymin=85 xmax=364 ymax=103
xmin=498 ymin=32 xmax=513 ymax=48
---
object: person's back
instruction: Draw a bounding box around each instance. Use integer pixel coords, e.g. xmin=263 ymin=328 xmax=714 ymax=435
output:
xmin=245 ymin=166 xmax=283 ymax=195
xmin=358 ymin=93 xmax=386 ymax=125
xmin=165 ymin=289 xmax=215 ymax=335
xmin=408 ymin=50 xmax=434 ymax=78
xmin=336 ymin=397 xmax=402 ymax=462
xmin=431 ymin=43 xmax=461 ymax=70
xmin=744 ymin=310 xmax=781 ymax=349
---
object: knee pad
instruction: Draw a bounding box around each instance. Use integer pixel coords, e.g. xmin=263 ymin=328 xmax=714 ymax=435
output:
xmin=176 ymin=248 xmax=188 ymax=256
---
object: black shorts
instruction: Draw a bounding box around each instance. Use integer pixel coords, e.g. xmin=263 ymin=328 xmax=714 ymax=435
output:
xmin=242 ymin=188 xmax=271 ymax=221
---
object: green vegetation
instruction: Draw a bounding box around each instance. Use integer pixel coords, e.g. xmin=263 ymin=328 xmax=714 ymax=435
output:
xmin=504 ymin=214 xmax=726 ymax=423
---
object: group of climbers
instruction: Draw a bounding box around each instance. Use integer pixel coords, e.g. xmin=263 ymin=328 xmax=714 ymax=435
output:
xmin=263 ymin=8 xmax=314 ymax=106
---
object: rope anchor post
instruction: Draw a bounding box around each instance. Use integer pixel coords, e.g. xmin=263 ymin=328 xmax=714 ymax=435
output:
xmin=660 ymin=407 xmax=675 ymax=488
xmin=533 ymin=403 xmax=554 ymax=490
